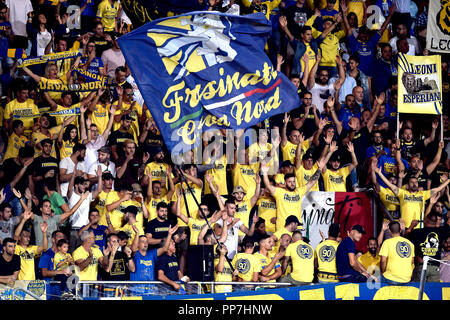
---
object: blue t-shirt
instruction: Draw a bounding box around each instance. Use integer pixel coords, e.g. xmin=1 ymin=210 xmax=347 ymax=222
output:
xmin=155 ymin=254 xmax=179 ymax=282
xmin=369 ymin=58 xmax=397 ymax=96
xmin=38 ymin=248 xmax=56 ymax=282
xmin=84 ymin=224 xmax=108 ymax=251
xmin=347 ymin=32 xmax=382 ymax=75
xmin=336 ymin=236 xmax=358 ymax=276
xmin=366 ymin=145 xmax=389 ymax=159
xmin=130 ymin=249 xmax=158 ymax=281
xmin=377 ymin=153 xmax=410 ymax=188
xmin=79 ymin=56 xmax=104 ymax=81
xmin=338 ymin=106 xmax=361 ymax=132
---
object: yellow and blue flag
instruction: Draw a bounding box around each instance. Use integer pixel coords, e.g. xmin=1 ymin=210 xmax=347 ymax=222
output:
xmin=118 ymin=11 xmax=300 ymax=154
xmin=397 ymin=53 xmax=442 ymax=115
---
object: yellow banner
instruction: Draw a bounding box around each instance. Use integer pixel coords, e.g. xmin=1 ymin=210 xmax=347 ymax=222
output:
xmin=397 ymin=54 xmax=442 ymax=114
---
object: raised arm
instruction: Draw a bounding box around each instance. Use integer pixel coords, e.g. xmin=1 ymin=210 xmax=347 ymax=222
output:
xmin=374 ymin=165 xmax=399 ymax=196
xmin=307 ymin=50 xmax=321 ymax=90
xmin=279 ymin=16 xmax=294 ymax=42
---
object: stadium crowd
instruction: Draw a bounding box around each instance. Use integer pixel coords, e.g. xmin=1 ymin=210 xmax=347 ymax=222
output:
xmin=0 ymin=0 xmax=449 ymax=299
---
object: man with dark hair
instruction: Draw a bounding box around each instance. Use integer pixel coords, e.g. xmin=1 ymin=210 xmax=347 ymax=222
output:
xmin=0 ymin=203 xmax=21 ymax=242
xmin=0 ymin=145 xmax=34 ymax=215
xmin=145 ymin=202 xmax=175 ymax=250
xmin=78 ymin=209 xmax=109 ymax=252
xmin=315 ymin=223 xmax=340 ymax=283
xmin=59 ymin=142 xmax=87 ymax=198
xmin=108 ymin=115 xmax=135 ymax=162
xmin=0 ymin=238 xmax=21 ymax=285
xmin=254 ymin=234 xmax=283 ymax=282
xmin=336 ymin=225 xmax=377 ymax=283
xmin=379 ymin=221 xmax=415 ymax=285
xmin=29 ymin=138 xmax=60 ymax=202
xmin=406 ymin=212 xmax=449 ymax=282
xmin=357 ymin=237 xmax=381 ymax=275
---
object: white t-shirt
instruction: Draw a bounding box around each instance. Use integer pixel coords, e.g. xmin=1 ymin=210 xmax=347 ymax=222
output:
xmin=215 ymin=218 xmax=243 ymax=260
xmin=84 ymin=136 xmax=105 ymax=177
xmin=394 ymin=0 xmax=410 ymax=13
xmin=310 ymin=81 xmax=336 ymax=113
xmin=389 ymin=36 xmax=421 ymax=56
xmin=59 ymin=157 xmax=86 ymax=197
xmin=68 ymin=192 xmax=93 ymax=229
xmin=88 ymin=160 xmax=116 ymax=191
xmin=36 ymin=30 xmax=51 ymax=56
xmin=5 ymin=0 xmax=33 ymax=37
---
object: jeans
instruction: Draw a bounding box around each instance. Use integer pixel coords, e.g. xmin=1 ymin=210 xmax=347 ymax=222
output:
xmin=9 ymin=196 xmax=24 ymax=216
xmin=380 ymin=275 xmax=408 ymax=286
xmin=339 ymin=273 xmax=368 ymax=283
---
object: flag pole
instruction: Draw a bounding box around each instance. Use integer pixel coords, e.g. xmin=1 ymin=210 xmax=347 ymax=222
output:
xmin=441 ymin=114 xmax=444 ymax=142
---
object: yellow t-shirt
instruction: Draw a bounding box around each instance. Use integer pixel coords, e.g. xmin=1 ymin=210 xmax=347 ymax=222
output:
xmin=232 ymin=163 xmax=259 ymax=198
xmin=144 ymin=162 xmax=171 ymax=194
xmin=4 ymin=99 xmax=39 ymax=133
xmin=204 ymin=155 xmax=228 ymax=196
xmin=348 ymin=0 xmax=365 ymax=26
xmin=91 ymin=103 xmax=110 ymax=135
xmin=295 ymin=163 xmax=319 ymax=192
xmin=307 ymin=15 xmax=346 ymax=67
xmin=285 ymin=240 xmax=314 ymax=282
xmin=322 ymin=167 xmax=350 ymax=192
xmin=357 ymin=252 xmax=381 ymax=275
xmin=4 ymin=133 xmax=29 ymax=160
xmin=145 ymin=196 xmax=169 ymax=222
xmin=113 ymin=100 xmax=149 ymax=145
xmin=187 ymin=218 xmax=208 ymax=246
xmin=72 ymin=245 xmax=104 ymax=281
xmin=231 ymin=252 xmax=261 ymax=282
xmin=96 ymin=190 xmax=112 ymax=225
xmin=32 ymin=126 xmax=61 ymax=158
xmin=214 ymin=244 xmax=233 ymax=293
xmin=40 ymin=77 xmax=64 ymax=102
xmin=253 ymin=251 xmax=280 ymax=282
xmin=171 ymin=182 xmax=202 ymax=227
xmin=300 ymin=43 xmax=317 ymax=75
xmin=118 ymin=223 xmax=145 ymax=246
xmin=379 ymin=237 xmax=415 ymax=283
xmin=97 ymin=0 xmax=120 ymax=32
xmin=397 ymin=189 xmax=431 ymax=229
xmin=379 ymin=186 xmax=400 ymax=213
xmin=59 ymin=140 xmax=77 ymax=160
xmin=319 ymin=0 xmax=339 ymax=10
xmin=102 ymin=191 xmax=124 ymax=229
xmin=54 ymin=252 xmax=73 ymax=271
xmin=273 ymin=186 xmax=307 ymax=231
xmin=235 ymin=198 xmax=252 ymax=237
xmin=314 ymin=239 xmax=339 ymax=282
xmin=281 ymin=140 xmax=310 ymax=165
xmin=15 ymin=245 xmax=40 ymax=280
xmin=269 ymin=228 xmax=293 ymax=256
xmin=257 ymin=196 xmax=277 ymax=234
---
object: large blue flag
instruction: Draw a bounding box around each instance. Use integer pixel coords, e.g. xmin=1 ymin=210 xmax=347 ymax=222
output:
xmin=118 ymin=11 xmax=300 ymax=155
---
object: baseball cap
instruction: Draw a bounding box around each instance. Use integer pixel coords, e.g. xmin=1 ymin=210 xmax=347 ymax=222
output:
xmin=352 ymin=224 xmax=366 ymax=234
xmin=232 ymin=185 xmax=246 ymax=195
xmin=98 ymin=145 xmax=111 ymax=154
xmin=285 ymin=215 xmax=302 ymax=226
xmin=121 ymin=205 xmax=138 ymax=215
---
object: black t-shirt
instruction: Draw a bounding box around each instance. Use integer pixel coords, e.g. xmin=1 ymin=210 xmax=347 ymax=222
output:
xmin=0 ymin=254 xmax=21 ymax=276
xmin=30 ymin=155 xmax=59 ymax=200
xmin=114 ymin=155 xmax=142 ymax=187
xmin=103 ymin=251 xmax=130 ymax=281
xmin=291 ymin=104 xmax=319 ymax=139
xmin=284 ymin=5 xmax=313 ymax=39
xmin=405 ymin=169 xmax=430 ymax=190
xmin=145 ymin=218 xmax=173 ymax=249
xmin=107 ymin=129 xmax=134 ymax=152
xmin=341 ymin=126 xmax=370 ymax=164
xmin=155 ymin=253 xmax=179 ymax=283
xmin=0 ymin=158 xmax=32 ymax=193
xmin=90 ymin=35 xmax=111 ymax=58
xmin=406 ymin=226 xmax=450 ymax=266
xmin=401 ymin=139 xmax=425 ymax=161
xmin=429 ymin=165 xmax=448 ymax=189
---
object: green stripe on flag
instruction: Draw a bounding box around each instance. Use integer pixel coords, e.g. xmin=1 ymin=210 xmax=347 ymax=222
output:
xmin=170 ymin=109 xmax=203 ymax=129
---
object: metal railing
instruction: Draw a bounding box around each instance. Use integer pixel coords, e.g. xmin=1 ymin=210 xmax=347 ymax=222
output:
xmin=75 ymin=281 xmax=294 ymax=299
xmin=11 ymin=287 xmax=43 ymax=300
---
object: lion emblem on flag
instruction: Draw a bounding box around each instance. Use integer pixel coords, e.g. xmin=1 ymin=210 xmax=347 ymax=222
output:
xmin=147 ymin=14 xmax=237 ymax=81
xmin=437 ymin=0 xmax=450 ymax=35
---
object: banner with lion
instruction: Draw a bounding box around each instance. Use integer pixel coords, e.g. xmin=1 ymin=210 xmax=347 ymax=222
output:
xmin=426 ymin=0 xmax=450 ymax=53
xmin=397 ymin=54 xmax=442 ymax=115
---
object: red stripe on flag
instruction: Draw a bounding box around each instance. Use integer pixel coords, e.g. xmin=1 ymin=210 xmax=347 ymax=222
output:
xmin=334 ymin=192 xmax=373 ymax=253
xmin=243 ymin=78 xmax=282 ymax=98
